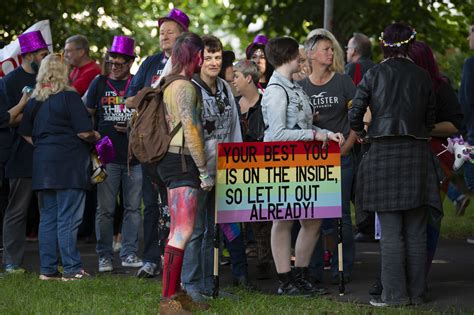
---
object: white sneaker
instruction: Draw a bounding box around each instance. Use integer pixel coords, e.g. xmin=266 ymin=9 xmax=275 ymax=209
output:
xmin=122 ymin=254 xmax=143 ymax=268
xmin=467 ymin=236 xmax=474 ymax=244
xmin=98 ymin=257 xmax=114 ymax=272
xmin=369 ymin=297 xmax=388 ymax=307
xmin=136 ymin=262 xmax=159 ymax=278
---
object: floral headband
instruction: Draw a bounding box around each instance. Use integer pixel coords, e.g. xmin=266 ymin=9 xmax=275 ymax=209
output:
xmin=379 ymin=30 xmax=416 ymax=47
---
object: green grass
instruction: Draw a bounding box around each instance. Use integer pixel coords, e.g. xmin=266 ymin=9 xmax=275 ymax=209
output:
xmin=0 ymin=274 xmax=438 ymax=315
xmin=439 ymin=197 xmax=474 ymax=239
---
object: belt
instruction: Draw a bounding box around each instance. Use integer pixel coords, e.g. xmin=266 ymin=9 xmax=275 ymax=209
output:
xmin=168 ymin=146 xmax=191 ymax=155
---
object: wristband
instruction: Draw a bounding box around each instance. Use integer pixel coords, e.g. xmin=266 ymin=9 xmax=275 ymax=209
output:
xmin=199 ymin=174 xmax=210 ymax=180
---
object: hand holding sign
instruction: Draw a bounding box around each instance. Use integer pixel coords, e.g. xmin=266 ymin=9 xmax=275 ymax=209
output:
xmin=328 ymin=132 xmax=344 ymax=147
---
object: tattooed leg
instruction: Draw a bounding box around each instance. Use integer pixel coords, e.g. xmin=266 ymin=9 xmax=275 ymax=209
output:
xmin=162 ymin=186 xmax=198 ymax=298
xmin=167 ymin=186 xmax=199 ymax=249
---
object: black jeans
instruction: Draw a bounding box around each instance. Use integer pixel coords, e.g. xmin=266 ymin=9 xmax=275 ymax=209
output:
xmin=141 ymin=163 xmax=167 ymax=265
xmin=0 ymin=177 xmax=9 ymax=248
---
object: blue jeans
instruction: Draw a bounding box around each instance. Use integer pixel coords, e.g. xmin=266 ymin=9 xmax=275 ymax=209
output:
xmin=96 ymin=163 xmax=142 ymax=260
xmin=309 ymin=154 xmax=355 ymax=280
xmin=38 ymin=189 xmax=85 ymax=275
xmin=224 ymin=229 xmax=248 ymax=279
xmin=447 ymin=182 xmax=462 ymax=202
xmin=182 ymin=189 xmax=214 ymax=294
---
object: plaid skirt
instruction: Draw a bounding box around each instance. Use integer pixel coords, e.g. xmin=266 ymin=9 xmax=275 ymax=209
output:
xmin=355 ymin=137 xmax=443 ymax=213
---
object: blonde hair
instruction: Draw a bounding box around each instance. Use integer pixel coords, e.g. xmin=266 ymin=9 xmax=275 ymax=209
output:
xmin=33 ymin=54 xmax=74 ymax=101
xmin=306 ymin=28 xmax=345 ymax=73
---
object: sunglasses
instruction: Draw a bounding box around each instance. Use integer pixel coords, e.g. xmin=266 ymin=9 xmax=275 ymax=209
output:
xmin=105 ymin=60 xmax=129 ymax=68
xmin=216 ymin=93 xmax=229 ymax=114
xmin=54 ymin=52 xmax=64 ymax=59
xmin=309 ymin=34 xmax=331 ymax=50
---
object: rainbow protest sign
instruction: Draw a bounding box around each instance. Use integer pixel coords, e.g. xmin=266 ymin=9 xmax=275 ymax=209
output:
xmin=216 ymin=141 xmax=342 ymax=223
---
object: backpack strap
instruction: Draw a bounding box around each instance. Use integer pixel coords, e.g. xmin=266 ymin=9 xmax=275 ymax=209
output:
xmin=264 ymin=83 xmax=291 ymax=131
xmin=160 ymin=74 xmax=190 ymax=173
xmin=266 ymin=83 xmax=289 ymax=105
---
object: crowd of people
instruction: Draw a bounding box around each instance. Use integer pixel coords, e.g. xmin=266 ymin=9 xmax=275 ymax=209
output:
xmin=0 ymin=7 xmax=473 ymax=314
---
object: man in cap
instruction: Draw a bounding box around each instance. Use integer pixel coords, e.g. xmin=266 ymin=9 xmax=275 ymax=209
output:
xmin=64 ymin=35 xmax=101 ymax=96
xmin=126 ymin=8 xmax=190 ymax=279
xmin=85 ymin=36 xmax=143 ymax=272
xmin=2 ymin=30 xmax=49 ymax=274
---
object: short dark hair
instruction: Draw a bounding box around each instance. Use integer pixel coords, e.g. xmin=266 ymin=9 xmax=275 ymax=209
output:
xmin=202 ymin=35 xmax=223 ymax=53
xmin=265 ymin=37 xmax=300 ymax=68
xmin=108 ymin=52 xmax=134 ymax=63
xmin=380 ymin=22 xmax=415 ymax=58
xmin=351 ymin=33 xmax=372 ymax=59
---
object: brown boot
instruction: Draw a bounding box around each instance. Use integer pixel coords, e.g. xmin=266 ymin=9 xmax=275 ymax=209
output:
xmin=159 ymin=297 xmax=191 ymax=315
xmin=174 ymin=292 xmax=211 ymax=311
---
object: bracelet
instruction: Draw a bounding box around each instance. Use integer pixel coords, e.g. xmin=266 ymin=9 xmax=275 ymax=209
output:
xmin=199 ymin=174 xmax=210 ymax=180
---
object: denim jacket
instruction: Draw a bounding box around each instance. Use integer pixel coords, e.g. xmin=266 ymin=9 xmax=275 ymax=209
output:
xmin=262 ymin=70 xmax=329 ymax=142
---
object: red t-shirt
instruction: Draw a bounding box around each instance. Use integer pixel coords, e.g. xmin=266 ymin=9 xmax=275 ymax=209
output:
xmin=69 ymin=60 xmax=101 ymax=96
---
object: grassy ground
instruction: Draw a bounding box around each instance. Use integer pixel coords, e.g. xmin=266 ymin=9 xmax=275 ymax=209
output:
xmin=439 ymin=196 xmax=474 ymax=239
xmin=1 ymin=195 xmax=472 ymax=314
xmin=0 ymin=273 xmax=441 ymax=315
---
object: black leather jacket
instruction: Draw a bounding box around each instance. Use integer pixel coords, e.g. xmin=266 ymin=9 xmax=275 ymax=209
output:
xmin=349 ymin=58 xmax=435 ymax=139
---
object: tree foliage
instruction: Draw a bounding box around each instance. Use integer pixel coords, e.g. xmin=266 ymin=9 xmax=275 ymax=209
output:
xmin=1 ymin=0 xmax=472 ymax=83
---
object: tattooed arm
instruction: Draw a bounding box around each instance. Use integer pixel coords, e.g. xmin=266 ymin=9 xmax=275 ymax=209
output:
xmin=170 ymin=80 xmax=208 ymax=172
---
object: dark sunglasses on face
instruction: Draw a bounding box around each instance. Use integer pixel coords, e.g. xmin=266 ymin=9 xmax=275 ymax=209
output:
xmin=105 ymin=60 xmax=129 ymax=68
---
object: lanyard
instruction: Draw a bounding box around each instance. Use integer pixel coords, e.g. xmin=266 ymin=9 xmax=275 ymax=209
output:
xmin=106 ymin=76 xmax=132 ymax=111
xmin=106 ymin=76 xmax=131 ymax=97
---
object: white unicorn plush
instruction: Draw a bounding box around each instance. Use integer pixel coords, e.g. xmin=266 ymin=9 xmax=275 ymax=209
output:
xmin=438 ymin=136 xmax=474 ymax=171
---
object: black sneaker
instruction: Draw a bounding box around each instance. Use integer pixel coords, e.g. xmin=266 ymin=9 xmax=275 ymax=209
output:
xmin=294 ymin=267 xmax=328 ymax=295
xmin=369 ymin=278 xmax=383 ymax=296
xmin=62 ymin=270 xmax=91 ymax=281
xmin=277 ymin=270 xmax=311 ymax=296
